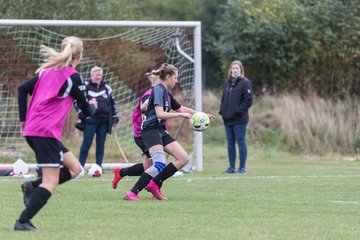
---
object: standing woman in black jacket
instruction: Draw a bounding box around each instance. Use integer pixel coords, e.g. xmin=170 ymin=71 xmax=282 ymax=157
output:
xmin=76 ymin=66 xmax=119 ymax=170
xmin=219 ymin=60 xmax=253 ymax=174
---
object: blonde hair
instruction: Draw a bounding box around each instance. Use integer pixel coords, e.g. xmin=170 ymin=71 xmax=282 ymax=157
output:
xmin=145 ymin=69 xmax=158 ymax=83
xmin=227 ymin=60 xmax=245 ymax=81
xmin=35 ymin=36 xmax=83 ymax=73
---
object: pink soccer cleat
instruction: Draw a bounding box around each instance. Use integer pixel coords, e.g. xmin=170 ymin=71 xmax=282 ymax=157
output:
xmin=112 ymin=166 xmax=123 ymax=189
xmin=145 ymin=180 xmax=168 ymax=200
xmin=150 ymin=192 xmax=167 ymax=200
xmin=123 ymin=191 xmax=140 ymax=201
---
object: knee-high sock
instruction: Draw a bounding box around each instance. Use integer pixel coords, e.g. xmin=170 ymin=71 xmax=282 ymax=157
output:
xmin=130 ymin=172 xmax=152 ymax=194
xmin=120 ymin=163 xmax=144 ymax=177
xmin=152 ymin=162 xmax=178 ymax=188
xmin=19 ymin=187 xmax=51 ymax=223
xmin=58 ymin=167 xmax=71 ymax=184
xmin=30 ymin=167 xmax=72 ymax=188
xmin=31 ymin=178 xmax=42 ymax=188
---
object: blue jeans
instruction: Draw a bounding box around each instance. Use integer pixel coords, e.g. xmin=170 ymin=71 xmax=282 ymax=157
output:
xmin=79 ymin=117 xmax=108 ymax=167
xmin=224 ymin=123 xmax=247 ymax=169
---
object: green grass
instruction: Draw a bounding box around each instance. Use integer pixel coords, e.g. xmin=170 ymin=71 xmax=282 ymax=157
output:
xmin=1 ymin=143 xmax=360 ymax=240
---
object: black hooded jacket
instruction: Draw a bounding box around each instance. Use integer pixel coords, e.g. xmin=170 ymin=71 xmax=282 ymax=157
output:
xmin=219 ymin=77 xmax=253 ymax=125
xmin=75 ymin=80 xmax=119 ymax=134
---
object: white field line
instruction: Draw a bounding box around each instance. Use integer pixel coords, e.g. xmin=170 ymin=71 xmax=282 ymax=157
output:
xmin=2 ymin=174 xmax=360 ymax=183
xmin=171 ymin=174 xmax=360 ymax=181
xmin=329 ymin=200 xmax=360 ymax=205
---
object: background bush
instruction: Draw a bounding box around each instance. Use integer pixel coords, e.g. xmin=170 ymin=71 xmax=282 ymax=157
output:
xmin=212 ymin=0 xmax=360 ymax=97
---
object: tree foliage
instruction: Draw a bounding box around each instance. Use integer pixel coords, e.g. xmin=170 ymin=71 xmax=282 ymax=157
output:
xmin=1 ymin=0 xmax=359 ymax=96
xmin=0 ymin=0 xmax=141 ymax=37
xmin=213 ymin=0 xmax=360 ymax=97
xmin=137 ymin=0 xmax=227 ymax=88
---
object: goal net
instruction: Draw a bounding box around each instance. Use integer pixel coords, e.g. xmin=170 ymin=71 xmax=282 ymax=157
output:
xmin=0 ymin=20 xmax=203 ymax=171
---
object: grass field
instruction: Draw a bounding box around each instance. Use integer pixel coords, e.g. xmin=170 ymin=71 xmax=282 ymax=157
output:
xmin=1 ymin=143 xmax=360 ymax=240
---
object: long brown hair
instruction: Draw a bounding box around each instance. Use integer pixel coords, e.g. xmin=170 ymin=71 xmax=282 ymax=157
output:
xmin=152 ymin=63 xmax=178 ymax=81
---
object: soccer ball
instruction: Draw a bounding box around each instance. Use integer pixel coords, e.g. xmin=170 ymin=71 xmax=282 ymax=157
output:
xmin=189 ymin=112 xmax=210 ymax=131
xmin=88 ymin=164 xmax=102 ymax=177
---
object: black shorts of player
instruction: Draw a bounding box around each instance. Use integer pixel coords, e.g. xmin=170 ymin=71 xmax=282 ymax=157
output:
xmin=134 ymin=136 xmax=151 ymax=159
xmin=141 ymin=127 xmax=176 ymax=150
xmin=25 ymin=136 xmax=69 ymax=168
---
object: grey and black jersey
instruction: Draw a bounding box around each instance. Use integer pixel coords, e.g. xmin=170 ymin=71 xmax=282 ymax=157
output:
xmin=141 ymin=83 xmax=173 ymax=131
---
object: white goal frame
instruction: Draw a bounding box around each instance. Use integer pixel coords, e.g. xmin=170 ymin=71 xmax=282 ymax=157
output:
xmin=0 ymin=19 xmax=204 ymax=171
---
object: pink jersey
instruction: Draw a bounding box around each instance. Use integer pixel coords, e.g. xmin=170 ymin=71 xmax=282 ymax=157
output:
xmin=132 ymin=88 xmax=170 ymax=137
xmin=132 ymin=89 xmax=152 ymax=137
xmin=24 ymin=66 xmax=76 ymax=141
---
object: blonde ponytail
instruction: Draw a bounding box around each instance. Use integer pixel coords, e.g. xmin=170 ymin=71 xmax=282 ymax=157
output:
xmin=35 ymin=36 xmax=83 ymax=73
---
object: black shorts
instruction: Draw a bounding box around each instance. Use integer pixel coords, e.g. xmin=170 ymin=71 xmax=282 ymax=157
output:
xmin=25 ymin=136 xmax=69 ymax=168
xmin=141 ymin=128 xmax=175 ymax=150
xmin=134 ymin=136 xmax=151 ymax=159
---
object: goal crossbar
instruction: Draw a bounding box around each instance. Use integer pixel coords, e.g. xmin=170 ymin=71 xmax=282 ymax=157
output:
xmin=0 ymin=19 xmax=204 ymax=171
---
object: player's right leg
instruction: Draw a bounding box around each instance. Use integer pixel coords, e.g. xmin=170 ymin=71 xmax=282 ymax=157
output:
xmin=15 ymin=167 xmax=59 ymax=231
xmin=21 ymin=150 xmax=82 ymax=208
xmin=124 ymin=144 xmax=165 ymax=200
xmin=112 ymin=137 xmax=151 ymax=189
xmin=147 ymin=140 xmax=189 ymax=200
xmin=164 ymin=141 xmax=189 ymax=170
xmin=15 ymin=137 xmax=61 ymax=231
xmin=112 ymin=161 xmax=148 ymax=189
xmin=142 ymin=145 xmax=167 ymax=200
xmin=63 ymin=151 xmax=83 ymax=179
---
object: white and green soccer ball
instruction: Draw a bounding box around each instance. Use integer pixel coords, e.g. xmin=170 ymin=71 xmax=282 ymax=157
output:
xmin=189 ymin=112 xmax=210 ymax=132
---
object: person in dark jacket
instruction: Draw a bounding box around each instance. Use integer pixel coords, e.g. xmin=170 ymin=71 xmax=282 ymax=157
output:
xmin=219 ymin=60 xmax=253 ymax=174
xmin=75 ymin=66 xmax=119 ymax=169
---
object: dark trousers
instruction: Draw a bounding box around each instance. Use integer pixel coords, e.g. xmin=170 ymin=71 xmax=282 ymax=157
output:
xmin=79 ymin=117 xmax=108 ymax=167
xmin=224 ymin=123 xmax=247 ymax=169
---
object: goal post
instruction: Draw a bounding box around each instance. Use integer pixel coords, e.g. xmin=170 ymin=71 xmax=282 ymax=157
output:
xmin=0 ymin=19 xmax=204 ymax=171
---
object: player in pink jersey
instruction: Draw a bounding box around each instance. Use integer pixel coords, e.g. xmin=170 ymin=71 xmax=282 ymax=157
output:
xmin=14 ymin=36 xmax=97 ymax=231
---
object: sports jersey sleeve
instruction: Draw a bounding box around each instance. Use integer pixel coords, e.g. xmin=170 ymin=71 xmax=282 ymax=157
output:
xmin=169 ymin=93 xmax=181 ymax=111
xmin=18 ymin=76 xmax=38 ymax=121
xmin=69 ymin=73 xmax=96 ymax=118
xmin=141 ymin=85 xmax=168 ymax=130
xmin=153 ymin=85 xmax=164 ymax=107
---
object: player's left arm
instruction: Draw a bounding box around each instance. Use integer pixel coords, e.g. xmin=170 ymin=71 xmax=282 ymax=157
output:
xmin=69 ymin=73 xmax=96 ymax=117
xmin=170 ymin=94 xmax=215 ymax=120
xmin=155 ymin=106 xmax=191 ymax=119
xmin=18 ymin=75 xmax=38 ymax=123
